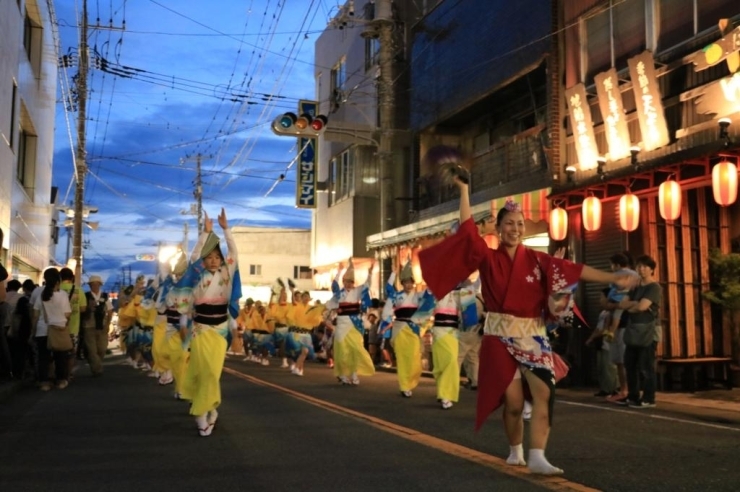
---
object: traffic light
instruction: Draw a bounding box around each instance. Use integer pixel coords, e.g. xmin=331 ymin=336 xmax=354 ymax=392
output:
xmin=271 ymin=112 xmax=328 ymax=137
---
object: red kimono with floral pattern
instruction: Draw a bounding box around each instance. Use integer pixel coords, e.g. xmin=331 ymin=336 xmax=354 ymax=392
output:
xmin=419 ymin=218 xmax=583 ymax=430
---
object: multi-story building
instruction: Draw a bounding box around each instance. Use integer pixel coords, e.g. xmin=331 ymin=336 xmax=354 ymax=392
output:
xmin=232 ymin=226 xmax=331 ymax=303
xmin=552 ymin=1 xmax=740 ymax=382
xmin=0 ymin=0 xmax=58 ymax=281
xmin=311 ymin=0 xmax=425 ymax=295
xmin=366 ymin=0 xmax=559 ymax=275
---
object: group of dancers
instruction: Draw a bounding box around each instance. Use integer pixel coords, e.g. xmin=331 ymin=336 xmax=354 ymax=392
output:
xmin=118 ymin=149 xmax=640 ymax=477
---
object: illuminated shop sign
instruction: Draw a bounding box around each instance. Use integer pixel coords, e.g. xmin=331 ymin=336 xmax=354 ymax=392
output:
xmin=627 ymin=51 xmax=670 ymax=152
xmin=565 ymin=83 xmax=599 ymax=170
xmin=595 ymin=68 xmax=631 ymax=160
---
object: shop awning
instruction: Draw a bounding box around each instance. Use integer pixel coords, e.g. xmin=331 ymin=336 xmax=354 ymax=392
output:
xmin=367 ymin=187 xmax=551 ymax=250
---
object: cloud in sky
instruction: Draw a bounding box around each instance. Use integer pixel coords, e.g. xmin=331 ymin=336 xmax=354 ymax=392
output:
xmin=52 ymin=0 xmax=327 ymax=290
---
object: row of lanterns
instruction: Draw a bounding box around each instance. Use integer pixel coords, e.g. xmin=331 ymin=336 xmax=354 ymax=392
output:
xmin=549 ymin=160 xmax=738 ymax=240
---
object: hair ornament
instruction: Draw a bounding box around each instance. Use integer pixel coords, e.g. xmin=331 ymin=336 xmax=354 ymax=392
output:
xmin=504 ymin=199 xmax=521 ymax=213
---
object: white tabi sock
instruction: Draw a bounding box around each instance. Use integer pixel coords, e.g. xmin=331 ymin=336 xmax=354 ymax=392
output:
xmin=506 ymin=443 xmax=526 ymax=466
xmin=527 ymin=448 xmax=564 ymax=475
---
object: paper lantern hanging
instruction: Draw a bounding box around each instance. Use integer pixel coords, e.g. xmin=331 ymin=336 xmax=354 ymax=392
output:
xmin=712 ymin=160 xmax=738 ymax=207
xmin=549 ymin=207 xmax=568 ymax=241
xmin=619 ymin=193 xmax=640 ymax=232
xmin=582 ymin=196 xmax=602 ymax=232
xmin=659 ymin=180 xmax=682 ymax=221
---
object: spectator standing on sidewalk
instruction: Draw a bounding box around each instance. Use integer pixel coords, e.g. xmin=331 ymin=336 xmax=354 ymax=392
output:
xmin=605 ymin=252 xmax=635 ymax=403
xmin=0 ymin=229 xmax=10 ymax=381
xmin=3 ymin=280 xmax=22 ymax=380
xmin=60 ymin=267 xmax=87 ymax=380
xmin=31 ymin=268 xmax=72 ymax=391
xmin=82 ymin=275 xmax=113 ymax=377
xmin=8 ymin=280 xmax=35 ymax=380
xmin=586 ymin=288 xmax=619 ymax=397
xmin=619 ymin=255 xmax=661 ymax=408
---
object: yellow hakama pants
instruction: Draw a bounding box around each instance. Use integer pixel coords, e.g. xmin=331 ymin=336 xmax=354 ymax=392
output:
xmin=432 ymin=327 xmax=460 ymax=402
xmin=392 ymin=322 xmax=422 ymax=392
xmin=181 ymin=326 xmax=227 ymax=416
xmin=165 ymin=330 xmax=189 ymax=396
xmin=333 ymin=317 xmax=375 ymax=379
xmin=151 ymin=319 xmax=168 ymax=373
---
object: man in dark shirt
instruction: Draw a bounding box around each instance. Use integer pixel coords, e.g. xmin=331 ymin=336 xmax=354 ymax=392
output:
xmin=618 ymin=255 xmax=662 ymax=408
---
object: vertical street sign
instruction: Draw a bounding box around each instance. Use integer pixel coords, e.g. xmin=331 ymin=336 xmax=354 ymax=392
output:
xmin=297 ymin=100 xmax=318 ymax=209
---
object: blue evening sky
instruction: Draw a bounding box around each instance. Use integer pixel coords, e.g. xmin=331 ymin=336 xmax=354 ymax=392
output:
xmin=52 ymin=0 xmax=333 ymax=290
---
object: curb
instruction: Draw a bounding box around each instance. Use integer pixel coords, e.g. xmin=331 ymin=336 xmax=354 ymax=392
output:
xmin=374 ymin=364 xmax=740 ymax=414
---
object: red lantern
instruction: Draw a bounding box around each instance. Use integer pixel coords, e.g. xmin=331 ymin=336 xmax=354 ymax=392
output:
xmin=659 ymin=180 xmax=681 ymax=221
xmin=549 ymin=207 xmax=568 ymax=241
xmin=582 ymin=196 xmax=602 ymax=232
xmin=619 ymin=193 xmax=640 ymax=232
xmin=712 ymin=160 xmax=738 ymax=206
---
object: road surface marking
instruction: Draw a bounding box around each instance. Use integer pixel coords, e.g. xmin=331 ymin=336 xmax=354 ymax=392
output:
xmin=223 ymin=367 xmax=599 ymax=492
xmin=558 ymin=400 xmax=740 ymax=432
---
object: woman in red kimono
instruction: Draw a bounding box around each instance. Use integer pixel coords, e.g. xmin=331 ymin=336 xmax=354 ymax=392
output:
xmin=419 ymin=162 xmax=636 ymax=476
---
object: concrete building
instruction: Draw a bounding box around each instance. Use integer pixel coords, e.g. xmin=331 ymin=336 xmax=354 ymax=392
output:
xmin=311 ymin=0 xmax=426 ymax=293
xmin=232 ymin=226 xmax=333 ymax=304
xmin=365 ymin=0 xmax=558 ymax=277
xmin=0 ymin=0 xmax=58 ymax=281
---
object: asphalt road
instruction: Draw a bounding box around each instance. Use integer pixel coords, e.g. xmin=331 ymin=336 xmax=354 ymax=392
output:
xmin=1 ymin=355 xmax=739 ymax=492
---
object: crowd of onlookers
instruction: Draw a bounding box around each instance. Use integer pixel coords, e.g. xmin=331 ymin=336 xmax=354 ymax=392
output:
xmin=0 ymin=263 xmax=112 ymax=391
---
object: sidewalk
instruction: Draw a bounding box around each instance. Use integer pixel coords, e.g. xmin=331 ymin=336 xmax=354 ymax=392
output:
xmin=373 ymin=364 xmax=740 ymax=415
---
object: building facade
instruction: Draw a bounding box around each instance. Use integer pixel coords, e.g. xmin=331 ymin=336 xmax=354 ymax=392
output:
xmin=232 ymin=226 xmax=331 ymax=303
xmin=553 ymin=0 xmax=740 ymax=373
xmin=0 ymin=0 xmax=58 ymax=282
xmin=366 ymin=0 xmax=559 ymax=280
xmin=311 ymin=0 xmax=427 ymax=294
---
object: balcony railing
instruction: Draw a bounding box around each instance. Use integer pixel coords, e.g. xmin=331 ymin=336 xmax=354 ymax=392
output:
xmin=417 ymin=125 xmax=548 ymax=221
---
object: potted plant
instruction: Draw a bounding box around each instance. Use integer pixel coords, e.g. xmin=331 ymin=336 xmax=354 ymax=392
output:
xmin=703 ymin=249 xmax=740 ymax=386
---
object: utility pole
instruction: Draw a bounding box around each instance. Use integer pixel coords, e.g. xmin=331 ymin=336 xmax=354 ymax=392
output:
xmin=195 ymin=155 xmax=202 ymax=234
xmin=328 ymin=0 xmax=397 ymax=287
xmin=181 ymin=153 xmax=208 ymax=234
xmin=72 ymin=0 xmax=89 ymax=288
xmin=375 ymin=0 xmax=395 ymax=235
xmin=182 ymin=222 xmax=189 ymax=255
xmin=372 ymin=0 xmax=396 ymax=287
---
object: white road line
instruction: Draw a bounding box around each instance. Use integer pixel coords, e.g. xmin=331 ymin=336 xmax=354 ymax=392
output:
xmin=558 ymin=400 xmax=740 ymax=432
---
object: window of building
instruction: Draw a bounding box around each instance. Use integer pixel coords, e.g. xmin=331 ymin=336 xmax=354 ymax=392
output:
xmin=330 ymin=57 xmax=347 ymax=112
xmin=331 ymin=57 xmax=346 ymax=92
xmin=365 ymin=37 xmax=380 ymax=71
xmin=6 ymin=82 xmax=17 ymax=148
xmin=294 ymin=266 xmax=312 ymax=280
xmin=17 ymin=128 xmax=37 ymax=196
xmin=328 ymin=149 xmax=354 ymax=206
xmin=657 ymin=0 xmax=738 ymax=52
xmin=581 ymin=0 xmax=647 ymax=82
xmin=249 ymin=264 xmax=262 ymax=276
xmin=23 ymin=4 xmax=43 ymax=78
xmin=328 ymin=158 xmax=337 ymax=206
